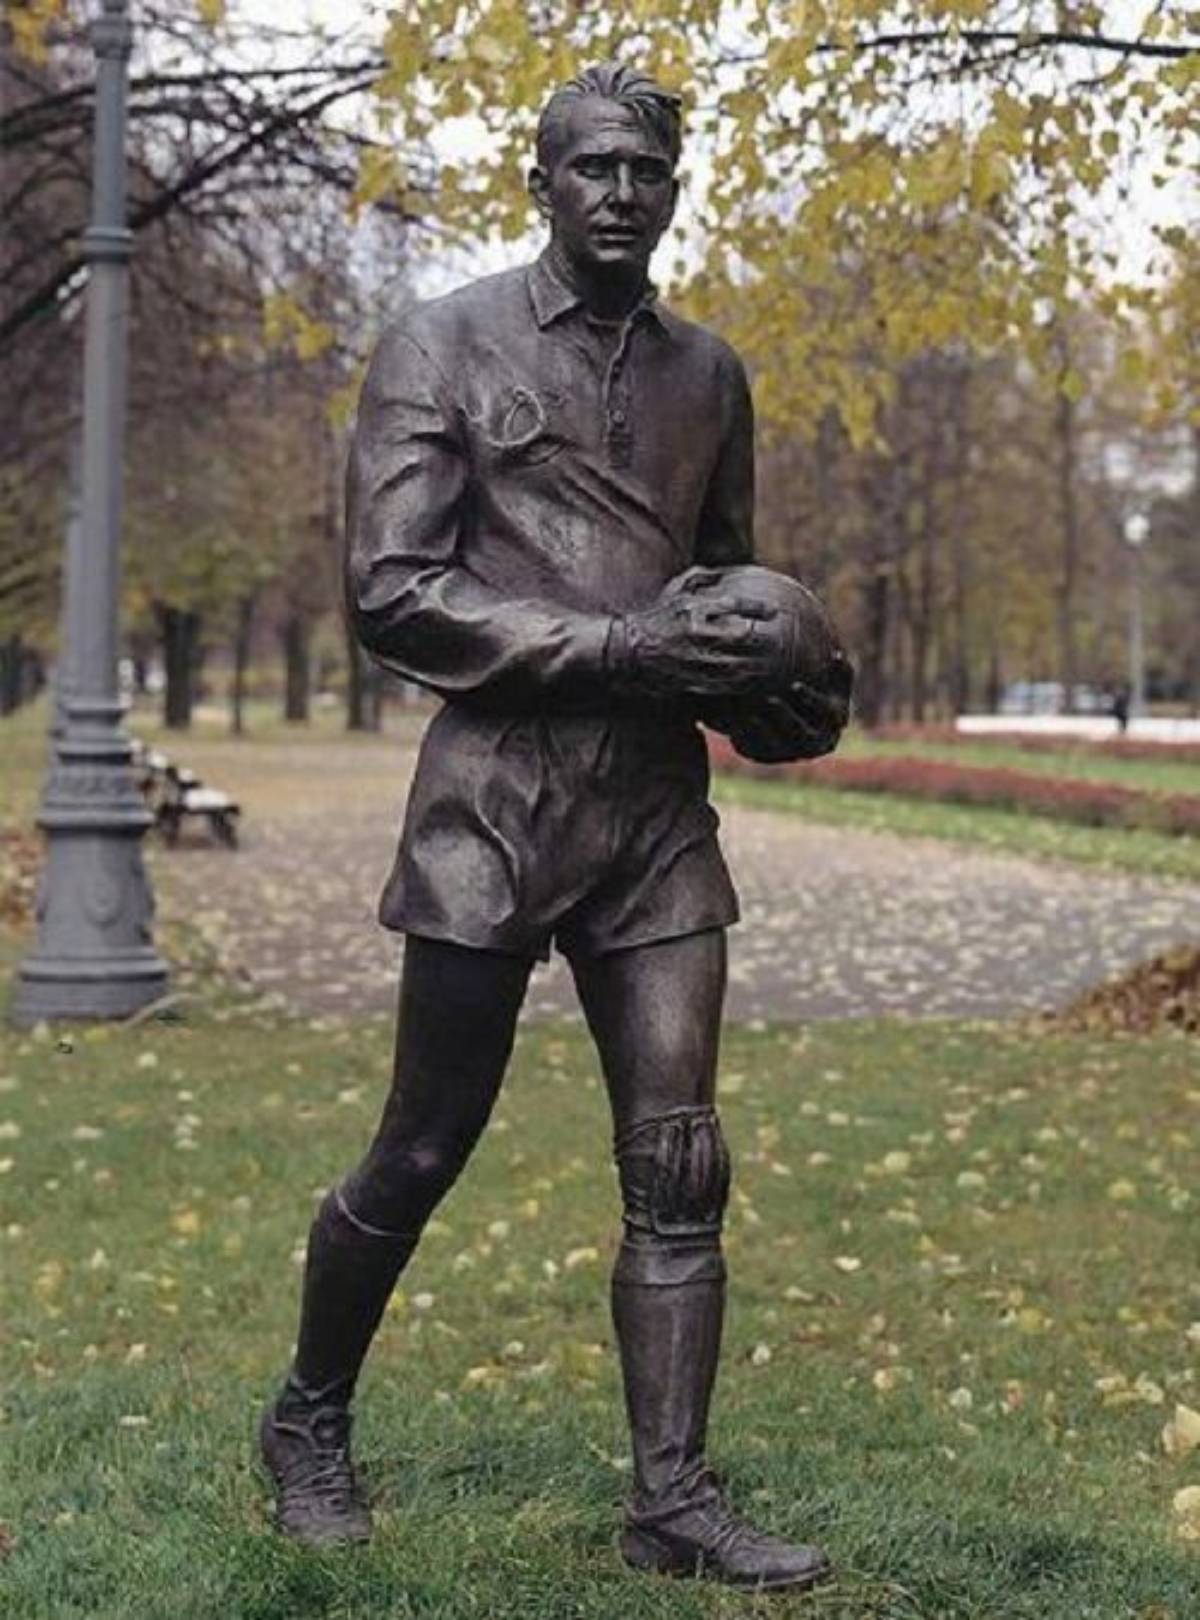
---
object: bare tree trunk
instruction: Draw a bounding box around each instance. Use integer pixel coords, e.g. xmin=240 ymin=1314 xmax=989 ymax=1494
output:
xmin=857 ymin=443 xmax=907 ymax=729
xmin=857 ymin=562 xmax=891 ymax=728
xmin=892 ymin=562 xmax=912 ymax=722
xmin=347 ymin=658 xmax=365 ymax=730
xmin=159 ymin=605 xmax=199 ymax=730
xmin=230 ymin=593 xmax=256 ymax=736
xmin=127 ymin=631 xmax=153 ymax=697
xmin=344 ymin=615 xmax=383 ymax=732
xmin=281 ymin=613 xmax=311 ymax=724
xmin=910 ymin=516 xmax=936 ymax=725
xmin=1053 ymin=334 xmax=1080 ymax=714
xmin=0 ymin=636 xmax=20 ymax=714
xmin=985 ymin=641 xmax=1003 ymax=713
xmin=947 ymin=364 xmax=972 ymax=714
xmin=1191 ymin=422 xmax=1200 ymax=715
xmin=344 ymin=611 xmax=365 ymax=731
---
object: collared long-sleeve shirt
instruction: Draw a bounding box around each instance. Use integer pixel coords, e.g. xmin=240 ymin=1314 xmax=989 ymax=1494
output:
xmin=345 ymin=250 xmax=755 ymax=711
xmin=344 ymin=250 xmax=756 ymax=949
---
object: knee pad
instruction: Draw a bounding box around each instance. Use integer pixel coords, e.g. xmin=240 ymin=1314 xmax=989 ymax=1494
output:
xmin=331 ymin=1185 xmax=416 ymax=1244
xmin=615 ymin=1106 xmax=731 ymax=1241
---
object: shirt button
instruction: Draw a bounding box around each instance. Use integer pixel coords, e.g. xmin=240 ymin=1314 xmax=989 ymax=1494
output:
xmin=611 ymin=406 xmax=627 ymax=425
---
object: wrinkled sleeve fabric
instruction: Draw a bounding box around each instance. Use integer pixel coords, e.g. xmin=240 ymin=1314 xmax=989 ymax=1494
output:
xmin=694 ymin=347 xmax=756 ymax=568
xmin=345 ymin=323 xmax=614 ymax=711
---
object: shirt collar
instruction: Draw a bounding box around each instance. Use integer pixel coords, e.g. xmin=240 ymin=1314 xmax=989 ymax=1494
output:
xmin=527 ymin=249 xmax=666 ymax=332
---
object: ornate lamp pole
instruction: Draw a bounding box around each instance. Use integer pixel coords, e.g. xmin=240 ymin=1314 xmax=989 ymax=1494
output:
xmin=13 ymin=0 xmax=168 ymax=1023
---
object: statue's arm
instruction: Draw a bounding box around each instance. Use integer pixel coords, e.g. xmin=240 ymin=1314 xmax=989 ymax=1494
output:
xmin=344 ymin=324 xmax=615 ymax=710
xmin=693 ymin=347 xmax=755 ymax=568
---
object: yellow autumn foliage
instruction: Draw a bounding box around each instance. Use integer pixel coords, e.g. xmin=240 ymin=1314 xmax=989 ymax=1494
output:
xmin=6 ymin=0 xmax=66 ymax=62
xmin=262 ymin=291 xmax=334 ymax=364
xmin=371 ymin=1 xmax=1197 ymax=441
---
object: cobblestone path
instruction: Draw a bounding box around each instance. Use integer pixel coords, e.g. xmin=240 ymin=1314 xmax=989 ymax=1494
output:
xmin=151 ymin=728 xmax=1200 ymax=1025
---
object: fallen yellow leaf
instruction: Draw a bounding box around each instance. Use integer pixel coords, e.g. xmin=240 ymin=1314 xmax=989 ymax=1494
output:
xmin=564 ymin=1246 xmax=600 ymax=1270
xmin=1162 ymin=1404 xmax=1200 ymax=1458
xmin=1172 ymin=1484 xmax=1200 ymax=1541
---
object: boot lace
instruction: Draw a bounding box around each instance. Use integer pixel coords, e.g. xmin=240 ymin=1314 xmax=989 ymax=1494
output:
xmin=276 ymin=1409 xmax=362 ymax=1511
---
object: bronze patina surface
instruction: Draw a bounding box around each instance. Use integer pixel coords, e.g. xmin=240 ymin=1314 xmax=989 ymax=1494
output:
xmin=261 ymin=61 xmax=847 ymax=1590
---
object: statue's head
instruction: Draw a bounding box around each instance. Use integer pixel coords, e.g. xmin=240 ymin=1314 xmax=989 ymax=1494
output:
xmin=529 ymin=63 xmax=682 ymax=283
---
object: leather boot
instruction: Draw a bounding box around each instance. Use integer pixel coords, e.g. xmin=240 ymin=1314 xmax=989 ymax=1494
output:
xmin=613 ymin=1245 xmax=831 ymax=1590
xmin=610 ymin=1105 xmax=830 ymax=1592
xmin=260 ymin=1188 xmax=417 ymax=1546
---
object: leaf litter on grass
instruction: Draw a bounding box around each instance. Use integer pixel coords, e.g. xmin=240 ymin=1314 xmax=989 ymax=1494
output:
xmin=1 ymin=993 xmax=1199 ymax=1617
xmin=1054 ymin=944 xmax=1200 ymax=1036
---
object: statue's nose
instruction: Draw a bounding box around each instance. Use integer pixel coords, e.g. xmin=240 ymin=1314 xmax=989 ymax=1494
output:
xmin=613 ymin=164 xmax=636 ymax=205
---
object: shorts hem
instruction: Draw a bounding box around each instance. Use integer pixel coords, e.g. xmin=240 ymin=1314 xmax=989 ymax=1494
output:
xmin=559 ymin=908 xmax=740 ymax=961
xmin=380 ymin=918 xmax=550 ymax=962
xmin=380 ymin=908 xmax=740 ymax=963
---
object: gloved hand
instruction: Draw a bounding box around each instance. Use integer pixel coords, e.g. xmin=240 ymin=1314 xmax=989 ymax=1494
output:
xmin=609 ymin=582 xmax=785 ymax=699
xmin=704 ymin=660 xmax=854 ymax=762
xmin=671 ymin=565 xmax=855 ymax=762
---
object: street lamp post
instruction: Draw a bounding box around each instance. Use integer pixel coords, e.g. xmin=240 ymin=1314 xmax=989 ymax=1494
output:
xmin=1124 ymin=510 xmax=1150 ymax=723
xmin=13 ymin=0 xmax=168 ymax=1024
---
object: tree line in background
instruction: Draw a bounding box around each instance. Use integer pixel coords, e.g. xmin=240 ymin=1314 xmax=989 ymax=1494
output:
xmin=753 ymin=292 xmax=1200 ymax=723
xmin=2 ymin=0 xmax=1197 ymax=731
xmin=1 ymin=0 xmax=407 ymax=729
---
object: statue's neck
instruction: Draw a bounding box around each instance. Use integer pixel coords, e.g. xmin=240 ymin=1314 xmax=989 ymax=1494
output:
xmin=547 ymin=239 xmax=649 ymax=322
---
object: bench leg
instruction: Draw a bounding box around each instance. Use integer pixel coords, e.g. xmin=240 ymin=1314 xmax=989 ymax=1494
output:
xmin=212 ymin=812 xmax=239 ymax=850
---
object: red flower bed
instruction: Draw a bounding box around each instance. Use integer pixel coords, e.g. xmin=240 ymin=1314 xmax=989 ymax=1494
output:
xmin=870 ymin=724 xmax=1200 ymax=765
xmin=707 ymin=734 xmax=1200 ymax=837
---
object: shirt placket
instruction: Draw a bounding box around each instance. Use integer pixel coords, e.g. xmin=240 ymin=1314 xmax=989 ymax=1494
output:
xmin=603 ymin=316 xmax=638 ymax=469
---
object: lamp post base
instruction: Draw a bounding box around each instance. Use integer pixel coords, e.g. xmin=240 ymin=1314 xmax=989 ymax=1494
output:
xmin=12 ymin=948 xmax=169 ymax=1025
xmin=12 ymin=702 xmax=169 ymax=1027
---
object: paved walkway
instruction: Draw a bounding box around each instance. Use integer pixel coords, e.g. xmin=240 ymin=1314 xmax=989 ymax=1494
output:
xmin=151 ymin=730 xmax=1200 ymax=1024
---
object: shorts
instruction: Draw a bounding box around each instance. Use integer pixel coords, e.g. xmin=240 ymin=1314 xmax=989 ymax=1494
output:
xmin=379 ymin=705 xmax=739 ymax=959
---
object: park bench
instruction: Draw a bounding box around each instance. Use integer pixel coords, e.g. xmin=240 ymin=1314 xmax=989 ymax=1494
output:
xmin=132 ymin=743 xmax=241 ymax=849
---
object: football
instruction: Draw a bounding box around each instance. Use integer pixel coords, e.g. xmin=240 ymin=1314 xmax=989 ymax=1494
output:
xmin=665 ymin=565 xmax=854 ymax=763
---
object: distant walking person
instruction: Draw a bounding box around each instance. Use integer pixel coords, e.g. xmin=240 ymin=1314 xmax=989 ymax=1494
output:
xmin=1112 ymin=687 xmax=1130 ymax=734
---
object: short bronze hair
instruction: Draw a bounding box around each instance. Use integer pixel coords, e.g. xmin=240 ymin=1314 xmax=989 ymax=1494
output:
xmin=536 ymin=62 xmax=683 ymax=173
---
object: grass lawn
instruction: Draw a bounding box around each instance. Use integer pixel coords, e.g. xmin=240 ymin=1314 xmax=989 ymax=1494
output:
xmin=1 ymin=976 xmax=1198 ymax=1618
xmin=712 ymin=774 xmax=1200 ymax=885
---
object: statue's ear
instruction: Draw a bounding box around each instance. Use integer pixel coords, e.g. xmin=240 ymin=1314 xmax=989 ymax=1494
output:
xmin=528 ymin=165 xmax=553 ymax=222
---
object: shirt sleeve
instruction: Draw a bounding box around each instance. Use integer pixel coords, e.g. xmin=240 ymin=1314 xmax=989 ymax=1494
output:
xmin=345 ymin=323 xmax=615 ymax=711
xmin=694 ymin=347 xmax=756 ymax=567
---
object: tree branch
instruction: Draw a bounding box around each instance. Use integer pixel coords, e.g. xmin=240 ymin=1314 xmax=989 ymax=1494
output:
xmin=0 ymin=71 xmax=380 ymax=353
xmin=1 ymin=57 xmax=385 ymax=147
xmin=833 ymin=27 xmax=1197 ymax=62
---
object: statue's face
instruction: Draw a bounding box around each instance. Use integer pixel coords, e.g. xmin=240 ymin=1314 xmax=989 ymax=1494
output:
xmin=530 ymin=98 xmax=678 ymax=280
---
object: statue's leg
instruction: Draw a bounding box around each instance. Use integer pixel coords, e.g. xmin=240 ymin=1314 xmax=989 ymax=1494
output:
xmin=571 ymin=930 xmax=830 ymax=1591
xmin=261 ymin=936 xmax=533 ymax=1545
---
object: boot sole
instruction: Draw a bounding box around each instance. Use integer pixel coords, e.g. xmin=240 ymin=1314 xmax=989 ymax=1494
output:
xmin=621 ymin=1525 xmax=832 ymax=1591
xmin=273 ymin=1515 xmax=373 ymax=1548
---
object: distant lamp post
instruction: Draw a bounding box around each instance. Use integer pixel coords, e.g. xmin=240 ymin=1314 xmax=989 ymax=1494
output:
xmin=1124 ymin=510 xmax=1150 ymax=723
xmin=13 ymin=0 xmax=168 ymax=1024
